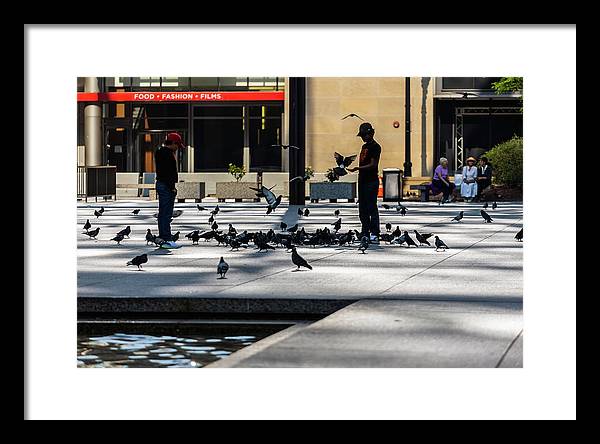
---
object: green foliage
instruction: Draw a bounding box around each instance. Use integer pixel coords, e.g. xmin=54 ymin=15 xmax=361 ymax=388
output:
xmin=305 ymin=166 xmax=315 ymax=179
xmin=492 ymin=77 xmax=523 ymax=111
xmin=227 ymin=163 xmax=246 ymax=182
xmin=483 ymin=136 xmax=523 ymax=188
xmin=325 ymin=168 xmax=340 ymax=182
xmin=491 ymin=77 xmax=523 ymax=95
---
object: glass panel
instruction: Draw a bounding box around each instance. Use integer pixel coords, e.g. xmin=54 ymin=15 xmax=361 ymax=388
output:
xmin=442 ymin=77 xmax=474 ymax=90
xmin=194 ymin=105 xmax=243 ymax=118
xmin=190 ymin=77 xmax=219 ymax=90
xmin=77 ymin=77 xmax=85 ymax=92
xmin=249 ymin=115 xmax=282 ymax=172
xmin=144 ymin=104 xmax=188 ymax=118
xmin=473 ymin=77 xmax=501 ymax=90
xmin=142 ymin=118 xmax=188 ymax=131
xmin=194 ymin=117 xmax=244 ymax=172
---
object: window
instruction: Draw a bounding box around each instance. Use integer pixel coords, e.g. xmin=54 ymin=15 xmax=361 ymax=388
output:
xmin=441 ymin=77 xmax=501 ymax=90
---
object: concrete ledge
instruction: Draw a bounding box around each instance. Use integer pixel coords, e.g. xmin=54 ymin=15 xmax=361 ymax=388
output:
xmin=77 ymin=297 xmax=355 ymax=316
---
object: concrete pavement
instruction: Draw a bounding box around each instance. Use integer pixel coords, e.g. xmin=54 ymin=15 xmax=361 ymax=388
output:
xmin=78 ymin=198 xmax=523 ymax=367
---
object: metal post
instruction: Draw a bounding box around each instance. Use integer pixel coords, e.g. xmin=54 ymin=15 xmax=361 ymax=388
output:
xmin=84 ymin=77 xmax=102 ymax=166
xmin=288 ymin=77 xmax=306 ymax=205
xmin=403 ymin=77 xmax=412 ymax=177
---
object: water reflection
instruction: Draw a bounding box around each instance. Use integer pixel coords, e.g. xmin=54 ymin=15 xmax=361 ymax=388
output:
xmin=77 ymin=331 xmax=266 ymax=368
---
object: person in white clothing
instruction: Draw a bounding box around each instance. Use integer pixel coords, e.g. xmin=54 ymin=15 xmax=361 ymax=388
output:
xmin=460 ymin=157 xmax=479 ymax=202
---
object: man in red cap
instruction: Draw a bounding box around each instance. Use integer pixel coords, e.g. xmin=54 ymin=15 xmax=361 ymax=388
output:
xmin=154 ymin=132 xmax=185 ymax=248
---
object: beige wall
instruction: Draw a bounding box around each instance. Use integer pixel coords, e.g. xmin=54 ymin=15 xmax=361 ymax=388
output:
xmin=306 ymin=77 xmax=435 ymax=179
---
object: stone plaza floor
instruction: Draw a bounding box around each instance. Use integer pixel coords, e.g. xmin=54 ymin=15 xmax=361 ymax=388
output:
xmin=77 ymin=198 xmax=523 ymax=367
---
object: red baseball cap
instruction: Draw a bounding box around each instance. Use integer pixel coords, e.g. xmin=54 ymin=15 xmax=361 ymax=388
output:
xmin=166 ymin=132 xmax=185 ymax=148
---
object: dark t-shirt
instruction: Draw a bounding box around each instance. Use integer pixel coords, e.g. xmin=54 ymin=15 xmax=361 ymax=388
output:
xmin=155 ymin=146 xmax=178 ymax=188
xmin=358 ymin=140 xmax=381 ymax=183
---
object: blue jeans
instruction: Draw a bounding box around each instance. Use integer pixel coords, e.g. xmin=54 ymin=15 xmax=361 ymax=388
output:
xmin=156 ymin=181 xmax=176 ymax=241
xmin=358 ymin=179 xmax=380 ymax=236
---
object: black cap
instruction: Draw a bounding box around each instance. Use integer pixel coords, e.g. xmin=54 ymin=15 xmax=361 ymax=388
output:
xmin=357 ymin=122 xmax=374 ymax=137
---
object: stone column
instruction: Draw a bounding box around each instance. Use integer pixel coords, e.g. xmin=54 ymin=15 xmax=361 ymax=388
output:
xmin=84 ymin=77 xmax=102 ymax=166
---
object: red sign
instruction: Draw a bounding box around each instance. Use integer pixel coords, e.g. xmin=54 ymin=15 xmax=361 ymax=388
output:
xmin=77 ymin=91 xmax=284 ymax=102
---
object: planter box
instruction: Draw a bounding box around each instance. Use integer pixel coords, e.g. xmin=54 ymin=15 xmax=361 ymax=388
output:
xmin=216 ymin=182 xmax=260 ymax=202
xmin=176 ymin=181 xmax=206 ymax=202
xmin=309 ymin=181 xmax=357 ymax=203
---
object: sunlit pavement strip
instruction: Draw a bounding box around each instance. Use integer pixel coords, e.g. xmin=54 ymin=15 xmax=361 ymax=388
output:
xmin=78 ymin=199 xmax=523 ymax=367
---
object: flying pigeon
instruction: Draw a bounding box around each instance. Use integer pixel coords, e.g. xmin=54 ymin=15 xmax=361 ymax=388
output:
xmin=452 ymin=211 xmax=464 ymax=222
xmin=341 ymin=113 xmax=364 ymax=121
xmin=480 ymin=209 xmax=493 ymax=223
xmin=83 ymin=219 xmax=91 ymax=233
xmin=333 ymin=152 xmax=357 ymax=177
xmin=250 ymin=185 xmax=282 ymax=215
xmin=111 ymin=233 xmax=125 ymax=245
xmin=270 ymin=144 xmax=300 ymax=150
xmin=83 ymin=227 xmax=100 ymax=239
xmin=127 ymin=253 xmax=148 ymax=270
xmin=515 ymin=228 xmax=523 ymax=242
xmin=290 ymin=247 xmax=312 ymax=271
xmin=217 ymin=257 xmax=229 ymax=279
xmin=131 ymin=209 xmax=140 ymax=215
xmin=116 ymin=226 xmax=131 ymax=238
xmin=434 ymin=236 xmax=449 ymax=251
xmin=359 ymin=236 xmax=369 ymax=254
xmin=289 ymin=174 xmax=311 ymax=183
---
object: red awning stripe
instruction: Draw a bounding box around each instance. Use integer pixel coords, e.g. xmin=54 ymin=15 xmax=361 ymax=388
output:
xmin=77 ymin=91 xmax=284 ymax=102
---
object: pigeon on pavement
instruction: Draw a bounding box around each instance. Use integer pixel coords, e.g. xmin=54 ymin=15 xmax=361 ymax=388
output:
xmin=197 ymin=205 xmax=207 ymax=212
xmin=111 ymin=233 xmax=125 ymax=245
xmin=117 ymin=226 xmax=131 ymax=238
xmin=452 ymin=211 xmax=464 ymax=222
xmin=303 ymin=208 xmax=310 ymax=217
xmin=290 ymin=247 xmax=312 ymax=271
xmin=172 ymin=231 xmax=180 ymax=242
xmin=83 ymin=227 xmax=100 ymax=239
xmin=359 ymin=236 xmax=369 ymax=254
xmin=483 ymin=202 xmax=488 ymax=209
xmin=287 ymin=224 xmax=298 ymax=233
xmin=83 ymin=219 xmax=91 ymax=232
xmin=385 ymin=222 xmax=392 ymax=233
xmin=403 ymin=231 xmax=418 ymax=248
xmin=481 ymin=209 xmax=493 ymax=223
xmin=127 ymin=253 xmax=148 ymax=270
xmin=217 ymin=257 xmax=229 ymax=279
xmin=131 ymin=209 xmax=140 ymax=215
xmin=332 ymin=218 xmax=342 ymax=232
xmin=414 ymin=230 xmax=432 ymax=246
xmin=94 ymin=209 xmax=102 ymax=218
xmin=492 ymin=201 xmax=498 ymax=210
xmin=280 ymin=222 xmax=287 ymax=231
xmin=334 ymin=209 xmax=340 ymax=217
xmin=297 ymin=208 xmax=303 ymax=216
xmin=145 ymin=229 xmax=155 ymax=245
xmin=434 ymin=236 xmax=449 ymax=251
xmin=515 ymin=228 xmax=523 ymax=242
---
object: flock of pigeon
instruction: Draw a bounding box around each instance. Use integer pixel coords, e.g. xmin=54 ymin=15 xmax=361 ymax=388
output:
xmin=81 ymin=192 xmax=522 ymax=279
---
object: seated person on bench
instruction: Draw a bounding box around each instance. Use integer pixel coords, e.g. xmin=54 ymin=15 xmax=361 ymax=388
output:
xmin=476 ymin=156 xmax=493 ymax=199
xmin=430 ymin=157 xmax=455 ymax=203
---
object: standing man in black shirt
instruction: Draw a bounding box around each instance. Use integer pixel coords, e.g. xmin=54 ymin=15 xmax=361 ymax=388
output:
xmin=348 ymin=122 xmax=381 ymax=243
xmin=154 ymin=132 xmax=185 ymax=249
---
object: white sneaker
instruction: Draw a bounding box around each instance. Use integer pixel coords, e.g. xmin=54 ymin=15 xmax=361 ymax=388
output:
xmin=161 ymin=241 xmax=181 ymax=249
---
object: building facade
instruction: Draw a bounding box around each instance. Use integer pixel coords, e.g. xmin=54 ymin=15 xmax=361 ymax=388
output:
xmin=77 ymin=77 xmax=522 ymax=196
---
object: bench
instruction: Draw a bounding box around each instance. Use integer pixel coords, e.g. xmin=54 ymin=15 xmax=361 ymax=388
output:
xmin=409 ymin=183 xmax=431 ymax=202
xmin=116 ymin=183 xmax=156 ymax=200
